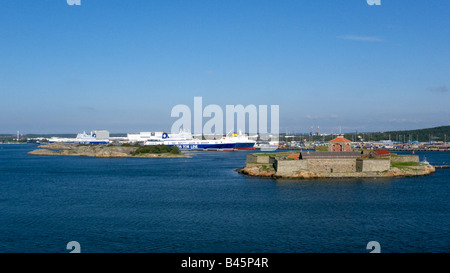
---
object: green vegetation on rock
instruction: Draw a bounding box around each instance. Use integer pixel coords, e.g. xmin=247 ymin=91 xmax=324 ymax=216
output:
xmin=391 ymin=162 xmax=422 ymax=168
xmin=133 ymin=145 xmax=181 ymax=155
xmin=315 ymin=146 xmax=328 ymax=152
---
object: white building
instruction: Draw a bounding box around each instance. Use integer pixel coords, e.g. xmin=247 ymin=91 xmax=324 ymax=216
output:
xmin=127 ymin=130 xmax=198 ymax=143
xmin=92 ymin=130 xmax=110 ymax=139
xmin=127 ymin=132 xmax=155 ymax=143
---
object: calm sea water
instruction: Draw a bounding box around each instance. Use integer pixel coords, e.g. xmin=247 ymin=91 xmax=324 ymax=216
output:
xmin=0 ymin=144 xmax=448 ymax=253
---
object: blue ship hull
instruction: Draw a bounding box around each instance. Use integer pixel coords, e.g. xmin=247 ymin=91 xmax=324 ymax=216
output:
xmin=150 ymin=142 xmax=255 ymax=150
xmin=234 ymin=142 xmax=256 ymax=149
xmin=164 ymin=143 xmax=237 ymax=150
xmin=78 ymin=141 xmax=109 ymax=145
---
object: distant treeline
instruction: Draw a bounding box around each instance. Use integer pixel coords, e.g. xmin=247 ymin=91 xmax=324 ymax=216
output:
xmin=343 ymin=125 xmax=450 ymax=142
xmin=280 ymin=125 xmax=450 ymax=143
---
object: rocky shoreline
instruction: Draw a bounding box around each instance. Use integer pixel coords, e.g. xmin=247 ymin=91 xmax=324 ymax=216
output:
xmin=236 ymin=151 xmax=436 ymax=179
xmin=28 ymin=143 xmax=192 ymax=158
xmin=236 ymin=164 xmax=436 ymax=179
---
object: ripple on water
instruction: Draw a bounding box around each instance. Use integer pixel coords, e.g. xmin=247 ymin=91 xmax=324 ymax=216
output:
xmin=0 ymin=145 xmax=448 ymax=253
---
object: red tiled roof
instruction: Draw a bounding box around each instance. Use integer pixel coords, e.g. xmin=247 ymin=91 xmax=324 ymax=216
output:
xmin=329 ymin=137 xmax=352 ymax=143
xmin=288 ymin=154 xmax=300 ymax=159
xmin=372 ymin=150 xmax=390 ymax=155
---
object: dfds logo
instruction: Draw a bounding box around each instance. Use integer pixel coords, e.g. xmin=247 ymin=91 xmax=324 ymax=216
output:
xmin=67 ymin=0 xmax=81 ymax=5
xmin=367 ymin=0 xmax=381 ymax=5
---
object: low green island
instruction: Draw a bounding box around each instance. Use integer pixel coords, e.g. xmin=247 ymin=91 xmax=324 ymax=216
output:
xmin=28 ymin=143 xmax=192 ymax=158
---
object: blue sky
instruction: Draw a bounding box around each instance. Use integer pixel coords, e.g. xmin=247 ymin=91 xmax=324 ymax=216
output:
xmin=0 ymin=0 xmax=449 ymax=134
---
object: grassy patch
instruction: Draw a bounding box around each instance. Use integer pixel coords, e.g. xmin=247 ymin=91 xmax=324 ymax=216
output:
xmin=315 ymin=146 xmax=328 ymax=152
xmin=259 ymin=165 xmax=275 ymax=172
xmin=391 ymin=162 xmax=421 ymax=168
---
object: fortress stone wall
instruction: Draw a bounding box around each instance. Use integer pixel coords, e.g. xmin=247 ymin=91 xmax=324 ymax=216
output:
xmin=274 ymin=160 xmax=308 ymax=176
xmin=356 ymin=159 xmax=390 ymax=172
xmin=247 ymin=152 xmax=417 ymax=177
xmin=274 ymin=158 xmax=357 ymax=174
xmin=241 ymin=151 xmax=432 ymax=178
xmin=306 ymin=158 xmax=356 ymax=173
xmin=391 ymin=155 xmax=419 ymax=163
xmin=274 ymin=157 xmax=391 ymax=175
xmin=247 ymin=154 xmax=273 ymax=164
xmin=246 ymin=154 xmax=278 ymax=164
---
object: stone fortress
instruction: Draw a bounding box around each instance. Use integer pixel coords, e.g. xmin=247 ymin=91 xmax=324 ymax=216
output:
xmin=240 ymin=134 xmax=432 ymax=178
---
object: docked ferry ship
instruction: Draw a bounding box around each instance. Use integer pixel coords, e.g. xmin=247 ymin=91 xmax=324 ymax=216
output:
xmin=48 ymin=131 xmax=110 ymax=145
xmin=143 ymin=130 xmax=256 ymax=151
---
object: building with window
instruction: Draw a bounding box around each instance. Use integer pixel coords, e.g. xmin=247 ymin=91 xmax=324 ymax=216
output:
xmin=328 ymin=134 xmax=352 ymax=152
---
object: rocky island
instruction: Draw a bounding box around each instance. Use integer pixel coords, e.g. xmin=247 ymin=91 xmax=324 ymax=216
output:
xmin=237 ymin=150 xmax=435 ymax=179
xmin=237 ymin=135 xmax=435 ymax=179
xmin=28 ymin=143 xmax=192 ymax=158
